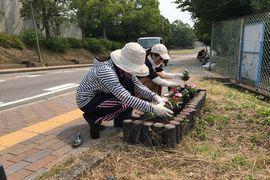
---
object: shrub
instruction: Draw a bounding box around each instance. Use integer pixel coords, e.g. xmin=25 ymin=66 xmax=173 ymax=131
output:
xmin=67 ymin=38 xmax=82 ymax=49
xmin=111 ymin=41 xmax=123 ymax=50
xmin=82 ymin=38 xmax=123 ymax=53
xmin=20 ymin=30 xmax=45 ymax=46
xmin=0 ymin=33 xmax=24 ymax=50
xmin=82 ymin=38 xmax=106 ymax=53
xmin=44 ymin=37 xmax=71 ymax=53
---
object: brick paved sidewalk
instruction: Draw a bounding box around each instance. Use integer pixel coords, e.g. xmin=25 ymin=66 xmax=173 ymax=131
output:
xmin=0 ymin=92 xmax=116 ymax=180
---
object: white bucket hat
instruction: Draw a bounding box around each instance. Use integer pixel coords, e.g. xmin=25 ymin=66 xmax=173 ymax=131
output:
xmin=111 ymin=42 xmax=149 ymax=77
xmin=151 ymin=44 xmax=170 ymax=60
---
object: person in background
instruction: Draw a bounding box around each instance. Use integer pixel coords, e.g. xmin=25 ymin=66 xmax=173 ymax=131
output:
xmin=138 ymin=44 xmax=188 ymax=95
xmin=76 ymin=42 xmax=173 ymax=139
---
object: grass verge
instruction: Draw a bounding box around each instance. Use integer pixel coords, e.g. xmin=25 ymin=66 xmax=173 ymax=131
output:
xmin=169 ymin=49 xmax=197 ymax=55
xmin=40 ymin=79 xmax=270 ymax=179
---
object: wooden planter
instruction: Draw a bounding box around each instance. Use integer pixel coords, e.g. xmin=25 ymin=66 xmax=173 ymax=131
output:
xmin=122 ymin=89 xmax=207 ymax=148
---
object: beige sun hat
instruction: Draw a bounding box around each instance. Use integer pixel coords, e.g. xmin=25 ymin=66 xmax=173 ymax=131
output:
xmin=111 ymin=42 xmax=149 ymax=77
xmin=151 ymin=44 xmax=171 ymax=60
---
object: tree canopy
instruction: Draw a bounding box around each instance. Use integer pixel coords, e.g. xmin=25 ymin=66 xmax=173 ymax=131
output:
xmin=20 ymin=0 xmax=71 ymax=38
xmin=175 ymin=0 xmax=270 ymax=45
xmin=19 ymin=0 xmax=196 ymax=49
xmin=167 ymin=20 xmax=195 ymax=48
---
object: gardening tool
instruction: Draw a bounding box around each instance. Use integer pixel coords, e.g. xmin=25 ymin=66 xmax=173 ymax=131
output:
xmin=72 ymin=132 xmax=83 ymax=148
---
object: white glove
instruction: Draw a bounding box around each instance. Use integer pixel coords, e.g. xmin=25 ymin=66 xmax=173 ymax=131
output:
xmin=152 ymin=103 xmax=174 ymax=117
xmin=153 ymin=95 xmax=168 ymax=105
xmin=168 ymin=81 xmax=178 ymax=87
xmin=173 ymin=73 xmax=183 ymax=79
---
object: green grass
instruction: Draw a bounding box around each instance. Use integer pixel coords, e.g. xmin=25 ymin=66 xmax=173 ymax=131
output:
xmin=41 ymin=79 xmax=270 ymax=179
xmin=169 ymin=49 xmax=197 ymax=55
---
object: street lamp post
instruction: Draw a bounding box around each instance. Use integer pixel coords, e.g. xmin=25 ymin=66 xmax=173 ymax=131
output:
xmin=29 ymin=0 xmax=42 ymax=63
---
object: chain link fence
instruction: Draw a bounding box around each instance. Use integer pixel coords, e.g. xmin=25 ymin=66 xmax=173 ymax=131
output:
xmin=211 ymin=12 xmax=270 ymax=94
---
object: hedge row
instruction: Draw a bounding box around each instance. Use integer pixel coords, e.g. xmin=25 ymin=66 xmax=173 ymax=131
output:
xmin=0 ymin=30 xmax=123 ymax=53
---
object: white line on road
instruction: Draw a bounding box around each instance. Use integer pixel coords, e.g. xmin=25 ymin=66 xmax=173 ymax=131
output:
xmin=0 ymin=80 xmax=6 ymax=82
xmin=44 ymin=83 xmax=78 ymax=92
xmin=0 ymin=102 xmax=4 ymax=104
xmin=16 ymin=75 xmax=42 ymax=78
xmin=0 ymin=84 xmax=79 ymax=108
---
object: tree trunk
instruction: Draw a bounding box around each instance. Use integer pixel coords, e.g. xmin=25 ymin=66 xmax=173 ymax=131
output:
xmin=103 ymin=27 xmax=107 ymax=39
xmin=42 ymin=3 xmax=50 ymax=39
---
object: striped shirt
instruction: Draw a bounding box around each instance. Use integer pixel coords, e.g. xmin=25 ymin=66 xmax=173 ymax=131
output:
xmin=76 ymin=59 xmax=156 ymax=112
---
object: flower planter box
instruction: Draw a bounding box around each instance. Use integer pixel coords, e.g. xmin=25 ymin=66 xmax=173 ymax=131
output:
xmin=123 ymin=88 xmax=207 ymax=149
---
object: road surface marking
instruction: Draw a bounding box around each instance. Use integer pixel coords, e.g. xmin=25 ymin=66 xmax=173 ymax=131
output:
xmin=44 ymin=83 xmax=78 ymax=92
xmin=0 ymin=109 xmax=82 ymax=151
xmin=0 ymin=102 xmax=4 ymax=104
xmin=0 ymin=80 xmax=6 ymax=82
xmin=0 ymin=84 xmax=79 ymax=108
xmin=16 ymin=74 xmax=41 ymax=78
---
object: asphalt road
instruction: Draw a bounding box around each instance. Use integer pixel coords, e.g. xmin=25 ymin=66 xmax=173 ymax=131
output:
xmin=0 ymin=67 xmax=90 ymax=110
xmin=0 ymin=54 xmax=198 ymax=110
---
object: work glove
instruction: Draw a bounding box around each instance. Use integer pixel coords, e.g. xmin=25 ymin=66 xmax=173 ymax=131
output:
xmin=153 ymin=95 xmax=168 ymax=105
xmin=173 ymin=73 xmax=183 ymax=79
xmin=152 ymin=103 xmax=174 ymax=118
xmin=168 ymin=81 xmax=179 ymax=87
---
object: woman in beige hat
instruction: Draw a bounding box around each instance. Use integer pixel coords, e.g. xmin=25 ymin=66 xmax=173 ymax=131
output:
xmin=138 ymin=44 xmax=188 ymax=95
xmin=76 ymin=42 xmax=173 ymax=139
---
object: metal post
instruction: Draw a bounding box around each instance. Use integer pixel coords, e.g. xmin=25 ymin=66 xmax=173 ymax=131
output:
xmin=0 ymin=0 xmax=8 ymax=33
xmin=236 ymin=18 xmax=244 ymax=83
xmin=29 ymin=0 xmax=42 ymax=63
xmin=0 ymin=164 xmax=7 ymax=180
xmin=209 ymin=21 xmax=214 ymax=71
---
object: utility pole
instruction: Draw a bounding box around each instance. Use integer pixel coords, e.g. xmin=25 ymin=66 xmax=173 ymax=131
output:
xmin=29 ymin=0 xmax=42 ymax=63
xmin=0 ymin=0 xmax=8 ymax=33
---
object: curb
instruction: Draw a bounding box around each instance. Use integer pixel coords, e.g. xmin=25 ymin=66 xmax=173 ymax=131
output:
xmin=0 ymin=64 xmax=92 ymax=74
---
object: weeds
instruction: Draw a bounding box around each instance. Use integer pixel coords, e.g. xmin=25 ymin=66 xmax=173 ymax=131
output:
xmin=42 ymin=79 xmax=270 ymax=179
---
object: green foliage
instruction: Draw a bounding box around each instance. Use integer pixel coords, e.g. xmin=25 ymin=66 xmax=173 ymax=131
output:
xmin=20 ymin=0 xmax=70 ymax=38
xmin=167 ymin=20 xmax=195 ymax=48
xmin=67 ymin=38 xmax=82 ymax=49
xmin=0 ymin=33 xmax=24 ymax=50
xmin=232 ymin=155 xmax=248 ymax=167
xmin=20 ymin=30 xmax=45 ymax=46
xmin=82 ymin=38 xmax=106 ymax=53
xmin=175 ymin=0 xmax=270 ymax=45
xmin=44 ymin=37 xmax=71 ymax=53
xmin=82 ymin=38 xmax=122 ymax=53
xmin=72 ymin=0 xmax=170 ymax=42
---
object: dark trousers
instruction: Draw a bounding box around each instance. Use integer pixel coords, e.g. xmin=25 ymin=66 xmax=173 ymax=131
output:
xmin=80 ymin=92 xmax=132 ymax=128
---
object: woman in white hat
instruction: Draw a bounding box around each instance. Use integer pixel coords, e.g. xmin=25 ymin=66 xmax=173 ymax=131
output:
xmin=76 ymin=42 xmax=173 ymax=139
xmin=138 ymin=44 xmax=188 ymax=95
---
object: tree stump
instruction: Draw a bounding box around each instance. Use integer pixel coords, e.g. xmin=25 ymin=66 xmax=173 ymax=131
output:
xmin=170 ymin=121 xmax=181 ymax=144
xmin=152 ymin=123 xmax=164 ymax=146
xmin=131 ymin=120 xmax=143 ymax=143
xmin=123 ymin=119 xmax=133 ymax=143
xmin=142 ymin=121 xmax=154 ymax=147
xmin=163 ymin=124 xmax=176 ymax=148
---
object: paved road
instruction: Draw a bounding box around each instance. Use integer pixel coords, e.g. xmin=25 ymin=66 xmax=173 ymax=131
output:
xmin=0 ymin=54 xmax=199 ymax=110
xmin=0 ymin=67 xmax=90 ymax=110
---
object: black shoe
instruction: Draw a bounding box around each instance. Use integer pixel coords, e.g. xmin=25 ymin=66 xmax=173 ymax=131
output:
xmin=90 ymin=126 xmax=100 ymax=139
xmin=90 ymin=125 xmax=106 ymax=139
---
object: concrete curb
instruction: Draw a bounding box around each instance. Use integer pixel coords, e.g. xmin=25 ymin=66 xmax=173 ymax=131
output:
xmin=0 ymin=64 xmax=92 ymax=74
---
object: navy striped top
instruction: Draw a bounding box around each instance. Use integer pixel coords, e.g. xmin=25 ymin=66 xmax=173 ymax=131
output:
xmin=76 ymin=59 xmax=156 ymax=112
